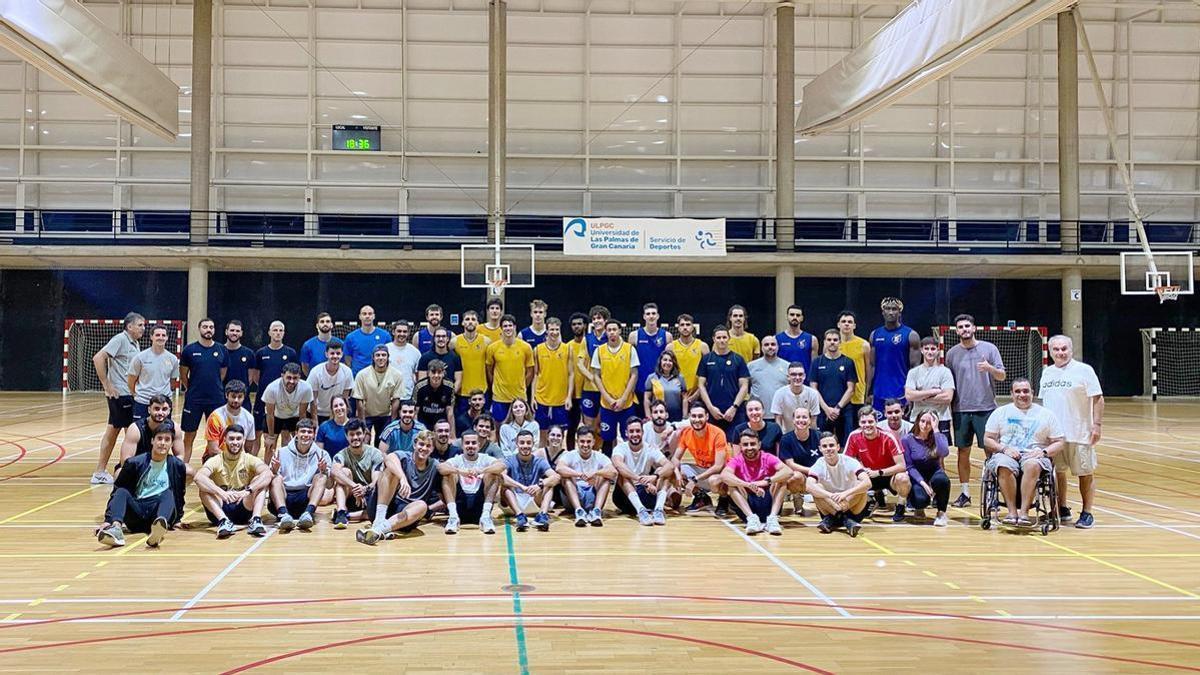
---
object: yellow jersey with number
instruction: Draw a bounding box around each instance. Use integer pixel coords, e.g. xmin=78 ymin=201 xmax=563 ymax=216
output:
xmin=728 ymin=331 xmax=760 ymax=364
xmin=453 ymin=333 xmax=491 ymax=395
xmin=670 ymin=338 xmax=708 ymax=391
xmin=534 ymin=342 xmax=571 ymax=406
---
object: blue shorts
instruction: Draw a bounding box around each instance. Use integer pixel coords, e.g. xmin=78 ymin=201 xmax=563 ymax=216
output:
xmin=599 ymin=406 xmax=636 ymax=442
xmin=574 ymin=481 xmax=597 ymax=511
xmin=181 ymin=401 xmax=220 ymax=433
xmin=283 ymin=488 xmax=310 ymax=518
xmin=733 ymin=491 xmax=774 ymax=523
xmin=534 ymin=404 xmax=567 ymax=428
xmin=490 ymin=401 xmax=512 ymax=423
xmin=580 ymin=392 xmax=600 ymax=418
xmin=206 ymin=499 xmax=253 ymax=525
xmin=132 ymin=400 xmax=150 ymax=422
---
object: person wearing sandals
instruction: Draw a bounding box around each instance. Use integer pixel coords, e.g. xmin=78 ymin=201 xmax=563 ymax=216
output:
xmin=901 ymin=411 xmax=952 ymax=526
xmin=983 ymin=378 xmax=1065 ymax=527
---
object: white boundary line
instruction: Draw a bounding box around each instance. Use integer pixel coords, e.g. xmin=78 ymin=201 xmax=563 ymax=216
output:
xmin=0 ymin=594 xmax=1193 ymax=604
xmin=720 ymin=519 xmax=852 ymax=618
xmin=170 ymin=531 xmax=274 ymax=621
xmin=6 ymin=614 xmax=1200 ymax=625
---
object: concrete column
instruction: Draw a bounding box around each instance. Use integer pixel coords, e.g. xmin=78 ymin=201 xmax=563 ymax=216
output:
xmin=775 ymin=2 xmax=795 ymax=251
xmin=487 ymin=0 xmax=507 ymax=244
xmin=775 ymin=265 xmax=795 ymax=333
xmin=187 ymin=259 xmax=209 ymax=344
xmin=1057 ymin=12 xmax=1079 ymax=254
xmin=1062 ymin=267 xmax=1083 ymax=358
xmin=189 ymin=0 xmax=213 ymax=245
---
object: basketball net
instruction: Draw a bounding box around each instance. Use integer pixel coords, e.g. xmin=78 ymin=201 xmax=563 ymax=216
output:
xmin=1156 ymin=285 xmax=1181 ymax=304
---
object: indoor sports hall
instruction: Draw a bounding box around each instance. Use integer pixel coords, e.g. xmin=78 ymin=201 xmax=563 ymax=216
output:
xmin=0 ymin=1 xmax=1198 ymax=672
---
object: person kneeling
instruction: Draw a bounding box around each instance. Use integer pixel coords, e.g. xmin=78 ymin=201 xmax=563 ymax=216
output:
xmin=193 ymin=425 xmax=273 ymax=538
xmin=97 ymin=421 xmax=188 ymax=548
xmin=502 ymin=430 xmax=560 ymax=532
xmin=556 ymin=427 xmax=617 ymax=527
xmin=268 ymin=419 xmax=330 ymax=533
xmin=806 ymin=432 xmax=871 ymax=537
xmin=439 ymin=430 xmax=505 ymax=534
xmin=720 ymin=429 xmax=791 ymax=535
xmin=358 ymin=430 xmax=445 ymax=545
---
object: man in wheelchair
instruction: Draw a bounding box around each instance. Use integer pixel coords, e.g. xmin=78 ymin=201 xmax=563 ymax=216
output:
xmin=982 ymin=378 xmax=1065 ymax=528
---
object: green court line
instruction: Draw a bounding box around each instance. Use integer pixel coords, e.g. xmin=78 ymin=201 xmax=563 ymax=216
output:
xmin=503 ymin=517 xmax=531 ymax=675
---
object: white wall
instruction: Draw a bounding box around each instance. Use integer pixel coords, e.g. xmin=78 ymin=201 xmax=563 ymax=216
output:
xmin=0 ymin=0 xmax=1197 ymax=223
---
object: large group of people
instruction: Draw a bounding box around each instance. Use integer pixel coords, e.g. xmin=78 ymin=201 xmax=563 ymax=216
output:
xmin=88 ymin=296 xmax=1105 ymax=547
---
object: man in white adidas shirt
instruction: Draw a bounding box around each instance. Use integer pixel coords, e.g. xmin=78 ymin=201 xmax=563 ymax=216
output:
xmin=1038 ymin=335 xmax=1104 ymax=529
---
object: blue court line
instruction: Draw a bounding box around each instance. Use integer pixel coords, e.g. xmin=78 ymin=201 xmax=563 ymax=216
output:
xmin=503 ymin=518 xmax=531 ymax=675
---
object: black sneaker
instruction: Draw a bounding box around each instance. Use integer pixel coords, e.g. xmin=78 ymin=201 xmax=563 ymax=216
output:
xmin=873 ymin=491 xmax=888 ymax=510
xmin=817 ymin=515 xmax=836 ymax=534
xmin=892 ymin=503 xmax=906 ymax=523
xmin=685 ymin=494 xmax=711 ymax=513
xmin=1075 ymin=511 xmax=1094 ymax=529
xmin=1058 ymin=506 xmax=1073 ymax=523
xmin=951 ymin=493 xmax=971 ymax=508
xmin=714 ymin=496 xmax=730 ymax=518
xmin=844 ymin=516 xmax=862 ymax=538
xmin=333 ymin=511 xmax=349 ymax=529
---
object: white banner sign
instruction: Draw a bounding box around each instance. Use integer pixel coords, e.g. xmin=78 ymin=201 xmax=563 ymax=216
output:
xmin=562 ymin=217 xmax=726 ymax=257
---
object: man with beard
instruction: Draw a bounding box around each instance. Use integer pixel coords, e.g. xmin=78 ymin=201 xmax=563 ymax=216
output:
xmin=301 ymin=312 xmax=336 ymax=376
xmin=119 ymin=394 xmax=185 ymax=464
xmin=194 ymin=425 xmax=271 ymax=538
xmin=180 ymin=317 xmax=228 ymax=462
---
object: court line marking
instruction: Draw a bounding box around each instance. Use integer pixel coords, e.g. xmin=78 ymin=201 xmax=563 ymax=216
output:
xmin=0 ymin=594 xmax=1195 ymax=604
xmin=10 ymin=614 xmax=1200 ymax=624
xmin=170 ymin=531 xmax=275 ymax=621
xmin=5 ymin=550 xmax=1200 ymax=559
xmin=502 ymin=518 xmax=531 ymax=675
xmin=1032 ymin=538 xmax=1200 ymax=599
xmin=1078 ymin=499 xmax=1200 ymax=542
xmin=0 ymin=486 xmax=101 ymax=524
xmin=719 ymin=520 xmax=852 ymax=618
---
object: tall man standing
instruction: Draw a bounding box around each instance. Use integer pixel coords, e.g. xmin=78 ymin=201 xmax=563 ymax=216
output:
xmin=592 ymin=319 xmax=640 ymax=449
xmin=1039 ymin=335 xmax=1104 ymax=529
xmin=386 ymin=320 xmax=422 ymax=400
xmin=343 ymin=305 xmax=388 ymax=376
xmin=128 ymin=324 xmax=178 ymax=422
xmin=747 ymin=335 xmax=790 ymax=406
xmin=300 ymin=312 xmax=335 ymax=376
xmin=810 ymin=329 xmax=858 ymax=443
xmin=628 ymin=302 xmax=672 ymax=405
xmin=776 ymin=304 xmax=818 ymax=374
xmin=697 ymin=325 xmax=750 ymax=439
xmin=944 ymin=313 xmax=1006 ymax=508
xmin=251 ymin=320 xmax=298 ymax=436
xmin=92 ymin=312 xmax=145 ymax=484
xmin=180 ymin=318 xmax=229 ymax=463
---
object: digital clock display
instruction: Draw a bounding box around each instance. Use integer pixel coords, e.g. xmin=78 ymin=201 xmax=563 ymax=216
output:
xmin=332 ymin=124 xmax=381 ymax=151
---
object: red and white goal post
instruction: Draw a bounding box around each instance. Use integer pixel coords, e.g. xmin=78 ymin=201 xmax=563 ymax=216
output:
xmin=932 ymin=324 xmax=1048 ymax=398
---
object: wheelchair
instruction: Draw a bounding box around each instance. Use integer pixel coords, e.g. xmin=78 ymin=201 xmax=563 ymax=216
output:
xmin=979 ymin=457 xmax=1060 ymax=535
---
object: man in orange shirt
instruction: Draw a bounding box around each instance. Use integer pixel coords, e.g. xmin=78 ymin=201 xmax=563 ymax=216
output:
xmin=669 ymin=402 xmax=729 ymax=515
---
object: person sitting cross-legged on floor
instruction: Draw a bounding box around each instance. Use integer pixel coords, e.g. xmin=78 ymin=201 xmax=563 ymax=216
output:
xmin=501 ymin=429 xmax=560 ymax=532
xmin=97 ymin=420 xmax=188 ymax=548
xmin=719 ymin=428 xmax=792 ymax=535
xmin=806 ymin=432 xmax=871 ymax=537
xmin=193 ymin=424 xmax=273 ymax=539
xmin=268 ymin=418 xmax=331 ymax=533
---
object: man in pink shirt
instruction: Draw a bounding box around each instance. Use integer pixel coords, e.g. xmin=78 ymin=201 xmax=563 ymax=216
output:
xmin=720 ymin=428 xmax=792 ymax=535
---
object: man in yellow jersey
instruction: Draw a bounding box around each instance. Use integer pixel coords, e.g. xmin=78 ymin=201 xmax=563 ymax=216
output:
xmin=575 ymin=305 xmax=610 ymax=433
xmin=532 ymin=317 xmax=572 ymax=446
xmin=667 ymin=313 xmax=709 ymax=409
xmin=837 ymin=310 xmax=872 ymax=413
xmin=478 ymin=298 xmax=504 ymax=343
xmin=727 ymin=305 xmax=761 ymax=363
xmin=486 ymin=314 xmax=534 ymax=421
xmin=565 ymin=312 xmax=590 ymax=445
xmin=452 ymin=310 xmax=492 ymax=415
xmin=592 ymin=319 xmax=640 ymax=450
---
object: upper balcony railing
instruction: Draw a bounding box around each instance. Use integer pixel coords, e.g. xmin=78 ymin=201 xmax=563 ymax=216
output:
xmin=0 ymin=210 xmax=1197 ymax=255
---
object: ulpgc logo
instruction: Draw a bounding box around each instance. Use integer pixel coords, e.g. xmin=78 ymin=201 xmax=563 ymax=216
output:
xmin=564 ymin=218 xmax=587 ymax=238
xmin=695 ymin=229 xmax=717 ymax=249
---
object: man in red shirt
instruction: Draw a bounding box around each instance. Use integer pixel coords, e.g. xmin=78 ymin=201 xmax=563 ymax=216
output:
xmin=669 ymin=402 xmax=729 ymax=515
xmin=720 ymin=428 xmax=791 ymax=535
xmin=845 ymin=406 xmax=911 ymax=522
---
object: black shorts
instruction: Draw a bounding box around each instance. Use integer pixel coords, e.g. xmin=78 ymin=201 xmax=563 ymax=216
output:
xmin=870 ymin=474 xmax=896 ymax=496
xmin=272 ymin=417 xmax=300 ymax=434
xmin=455 ymin=489 xmax=486 ymax=525
xmin=107 ymin=396 xmax=134 ymax=428
xmin=181 ymin=401 xmax=220 ymax=433
xmin=283 ymin=487 xmax=310 ymax=517
xmin=364 ymin=487 xmax=428 ymax=532
xmin=206 ymin=499 xmax=253 ymax=525
xmin=613 ymin=483 xmax=655 ymax=515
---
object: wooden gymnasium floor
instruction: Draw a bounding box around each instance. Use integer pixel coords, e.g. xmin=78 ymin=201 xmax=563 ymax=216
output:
xmin=1 ymin=393 xmax=1199 ymax=673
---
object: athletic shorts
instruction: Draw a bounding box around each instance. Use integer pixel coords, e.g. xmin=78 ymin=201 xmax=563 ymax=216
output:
xmin=733 ymin=491 xmax=774 ymax=523
xmin=534 ymin=404 xmax=568 ymax=428
xmin=365 ymin=416 xmax=391 ymax=441
xmin=364 ymin=488 xmax=431 ymax=531
xmin=580 ymin=392 xmax=600 ymax=417
xmin=132 ymin=401 xmax=151 ymax=422
xmin=206 ymin=499 xmax=253 ymax=525
xmin=455 ymin=489 xmax=487 ymax=525
xmin=573 ymin=481 xmax=597 ymax=511
xmin=505 ymin=490 xmax=543 ymax=515
xmin=1054 ymin=442 xmax=1097 ymax=477
xmin=490 ymin=400 xmax=512 ymax=423
xmin=953 ymin=411 xmax=991 ymax=450
xmin=181 ymin=401 xmax=220 ymax=433
xmin=599 ymin=406 xmax=636 ymax=442
xmin=107 ymin=395 xmax=134 ymax=428
xmin=985 ymin=452 xmax=1053 ymax=478
xmin=870 ymin=474 xmax=896 ymax=496
xmin=612 ymin=483 xmax=654 ymax=515
xmin=283 ymin=487 xmax=310 ymax=518
xmin=680 ymin=463 xmax=712 ymax=491
xmin=271 ymin=416 xmax=300 ymax=434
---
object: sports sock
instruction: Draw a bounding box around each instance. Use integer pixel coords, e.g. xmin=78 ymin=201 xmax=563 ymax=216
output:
xmin=305 ymin=504 xmax=316 ymax=516
xmin=630 ymin=488 xmax=648 ymax=512
xmin=960 ymin=482 xmax=970 ymax=496
xmin=482 ymin=501 xmax=494 ymax=518
xmin=447 ymin=502 xmax=459 ymax=518
xmin=373 ymin=505 xmax=388 ymax=527
xmin=276 ymin=507 xmax=288 ymax=518
xmin=654 ymin=489 xmax=668 ymax=510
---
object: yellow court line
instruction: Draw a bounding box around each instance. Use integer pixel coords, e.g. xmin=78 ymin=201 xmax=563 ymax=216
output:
xmin=1033 ymin=537 xmax=1200 ymax=599
xmin=995 ymin=609 xmax=1012 ymax=617
xmin=858 ymin=536 xmax=895 ymax=555
xmin=0 ymin=486 xmax=100 ymax=524
xmin=2 ymin=613 xmax=20 ymax=621
xmin=922 ymin=570 xmax=939 ymax=578
xmin=944 ymin=581 xmax=961 ymax=590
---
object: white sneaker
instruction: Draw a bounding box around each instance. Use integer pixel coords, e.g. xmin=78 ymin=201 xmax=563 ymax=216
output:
xmin=480 ymin=514 xmax=496 ymax=534
xmin=637 ymin=509 xmax=653 ymax=526
xmin=933 ymin=513 xmax=949 ymax=527
xmin=745 ymin=514 xmax=764 ymax=535
xmin=445 ymin=515 xmax=460 ymax=534
xmin=90 ymin=471 xmax=114 ymax=485
xmin=765 ymin=515 xmax=782 ymax=535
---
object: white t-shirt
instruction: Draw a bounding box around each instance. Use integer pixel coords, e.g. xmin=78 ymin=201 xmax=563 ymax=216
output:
xmin=306 ymin=362 xmax=354 ymax=417
xmin=810 ymin=454 xmax=867 ymax=493
xmin=558 ymin=449 xmax=613 ymax=476
xmin=612 ymin=442 xmax=665 ymax=476
xmin=129 ymin=348 xmax=179 ymax=404
xmin=261 ymin=379 xmax=315 ymax=419
xmin=1039 ymin=360 xmax=1103 ymax=444
xmin=905 ymin=363 xmax=955 ymax=421
xmin=447 ymin=453 xmax=497 ymax=494
xmin=770 ymin=385 xmax=822 ymax=432
xmin=985 ymin=403 xmax=1064 ymax=452
xmin=386 ymin=343 xmax=422 ymax=399
xmin=642 ymin=421 xmax=683 ymax=453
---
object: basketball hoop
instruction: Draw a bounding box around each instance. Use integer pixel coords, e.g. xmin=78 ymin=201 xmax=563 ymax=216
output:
xmin=488 ymin=277 xmax=508 ymax=296
xmin=1155 ymin=285 xmax=1181 ymax=304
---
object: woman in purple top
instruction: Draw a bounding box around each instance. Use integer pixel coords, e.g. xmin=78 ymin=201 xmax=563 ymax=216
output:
xmin=901 ymin=410 xmax=951 ymax=526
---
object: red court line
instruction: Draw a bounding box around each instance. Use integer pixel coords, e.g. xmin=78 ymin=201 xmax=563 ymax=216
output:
xmin=0 ymin=439 xmax=66 ymax=482
xmin=0 ymin=440 xmax=28 ymax=470
xmin=2 ymin=611 xmax=1192 ymax=672
xmin=221 ymin=624 xmax=830 ymax=674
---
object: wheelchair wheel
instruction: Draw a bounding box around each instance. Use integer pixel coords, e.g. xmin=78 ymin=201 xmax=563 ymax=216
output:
xmin=1041 ymin=522 xmax=1051 ymax=536
xmin=981 ymin=517 xmax=992 ymax=530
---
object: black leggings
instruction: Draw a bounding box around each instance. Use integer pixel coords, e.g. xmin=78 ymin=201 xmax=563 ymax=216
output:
xmin=909 ymin=470 xmax=951 ymax=512
xmin=104 ymin=487 xmax=176 ymax=533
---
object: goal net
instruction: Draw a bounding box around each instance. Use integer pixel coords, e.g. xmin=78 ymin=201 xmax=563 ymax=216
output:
xmin=933 ymin=325 xmax=1048 ymax=398
xmin=1140 ymin=328 xmax=1200 ymax=399
xmin=64 ymin=319 xmax=184 ymax=393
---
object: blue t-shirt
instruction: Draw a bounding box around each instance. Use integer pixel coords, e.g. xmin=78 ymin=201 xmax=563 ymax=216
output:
xmin=378 ymin=419 xmax=427 ymax=455
xmin=519 ymin=326 xmax=548 ymax=349
xmin=809 ymin=354 xmax=858 ymax=407
xmin=870 ymin=324 xmax=915 ymax=409
xmin=779 ymin=430 xmax=821 ymax=468
xmin=343 ymin=327 xmax=388 ymax=374
xmin=505 ymin=454 xmax=552 ymax=487
xmin=416 ymin=327 xmax=452 ymax=354
xmin=633 ymin=327 xmax=669 ymax=394
xmin=776 ymin=331 xmax=815 ymax=372
xmin=301 ymin=335 xmax=334 ymax=373
xmin=224 ymin=345 xmax=255 ymax=389
xmin=254 ymin=344 xmax=299 ymax=404
xmin=316 ymin=419 xmax=349 ymax=456
xmin=697 ymin=351 xmax=749 ymax=411
xmin=181 ymin=341 xmax=228 ymax=406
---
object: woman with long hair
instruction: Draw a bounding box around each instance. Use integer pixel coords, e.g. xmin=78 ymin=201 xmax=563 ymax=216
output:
xmin=901 ymin=410 xmax=951 ymax=526
xmin=500 ymin=398 xmax=540 ymax=456
xmin=643 ymin=350 xmax=687 ymax=421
